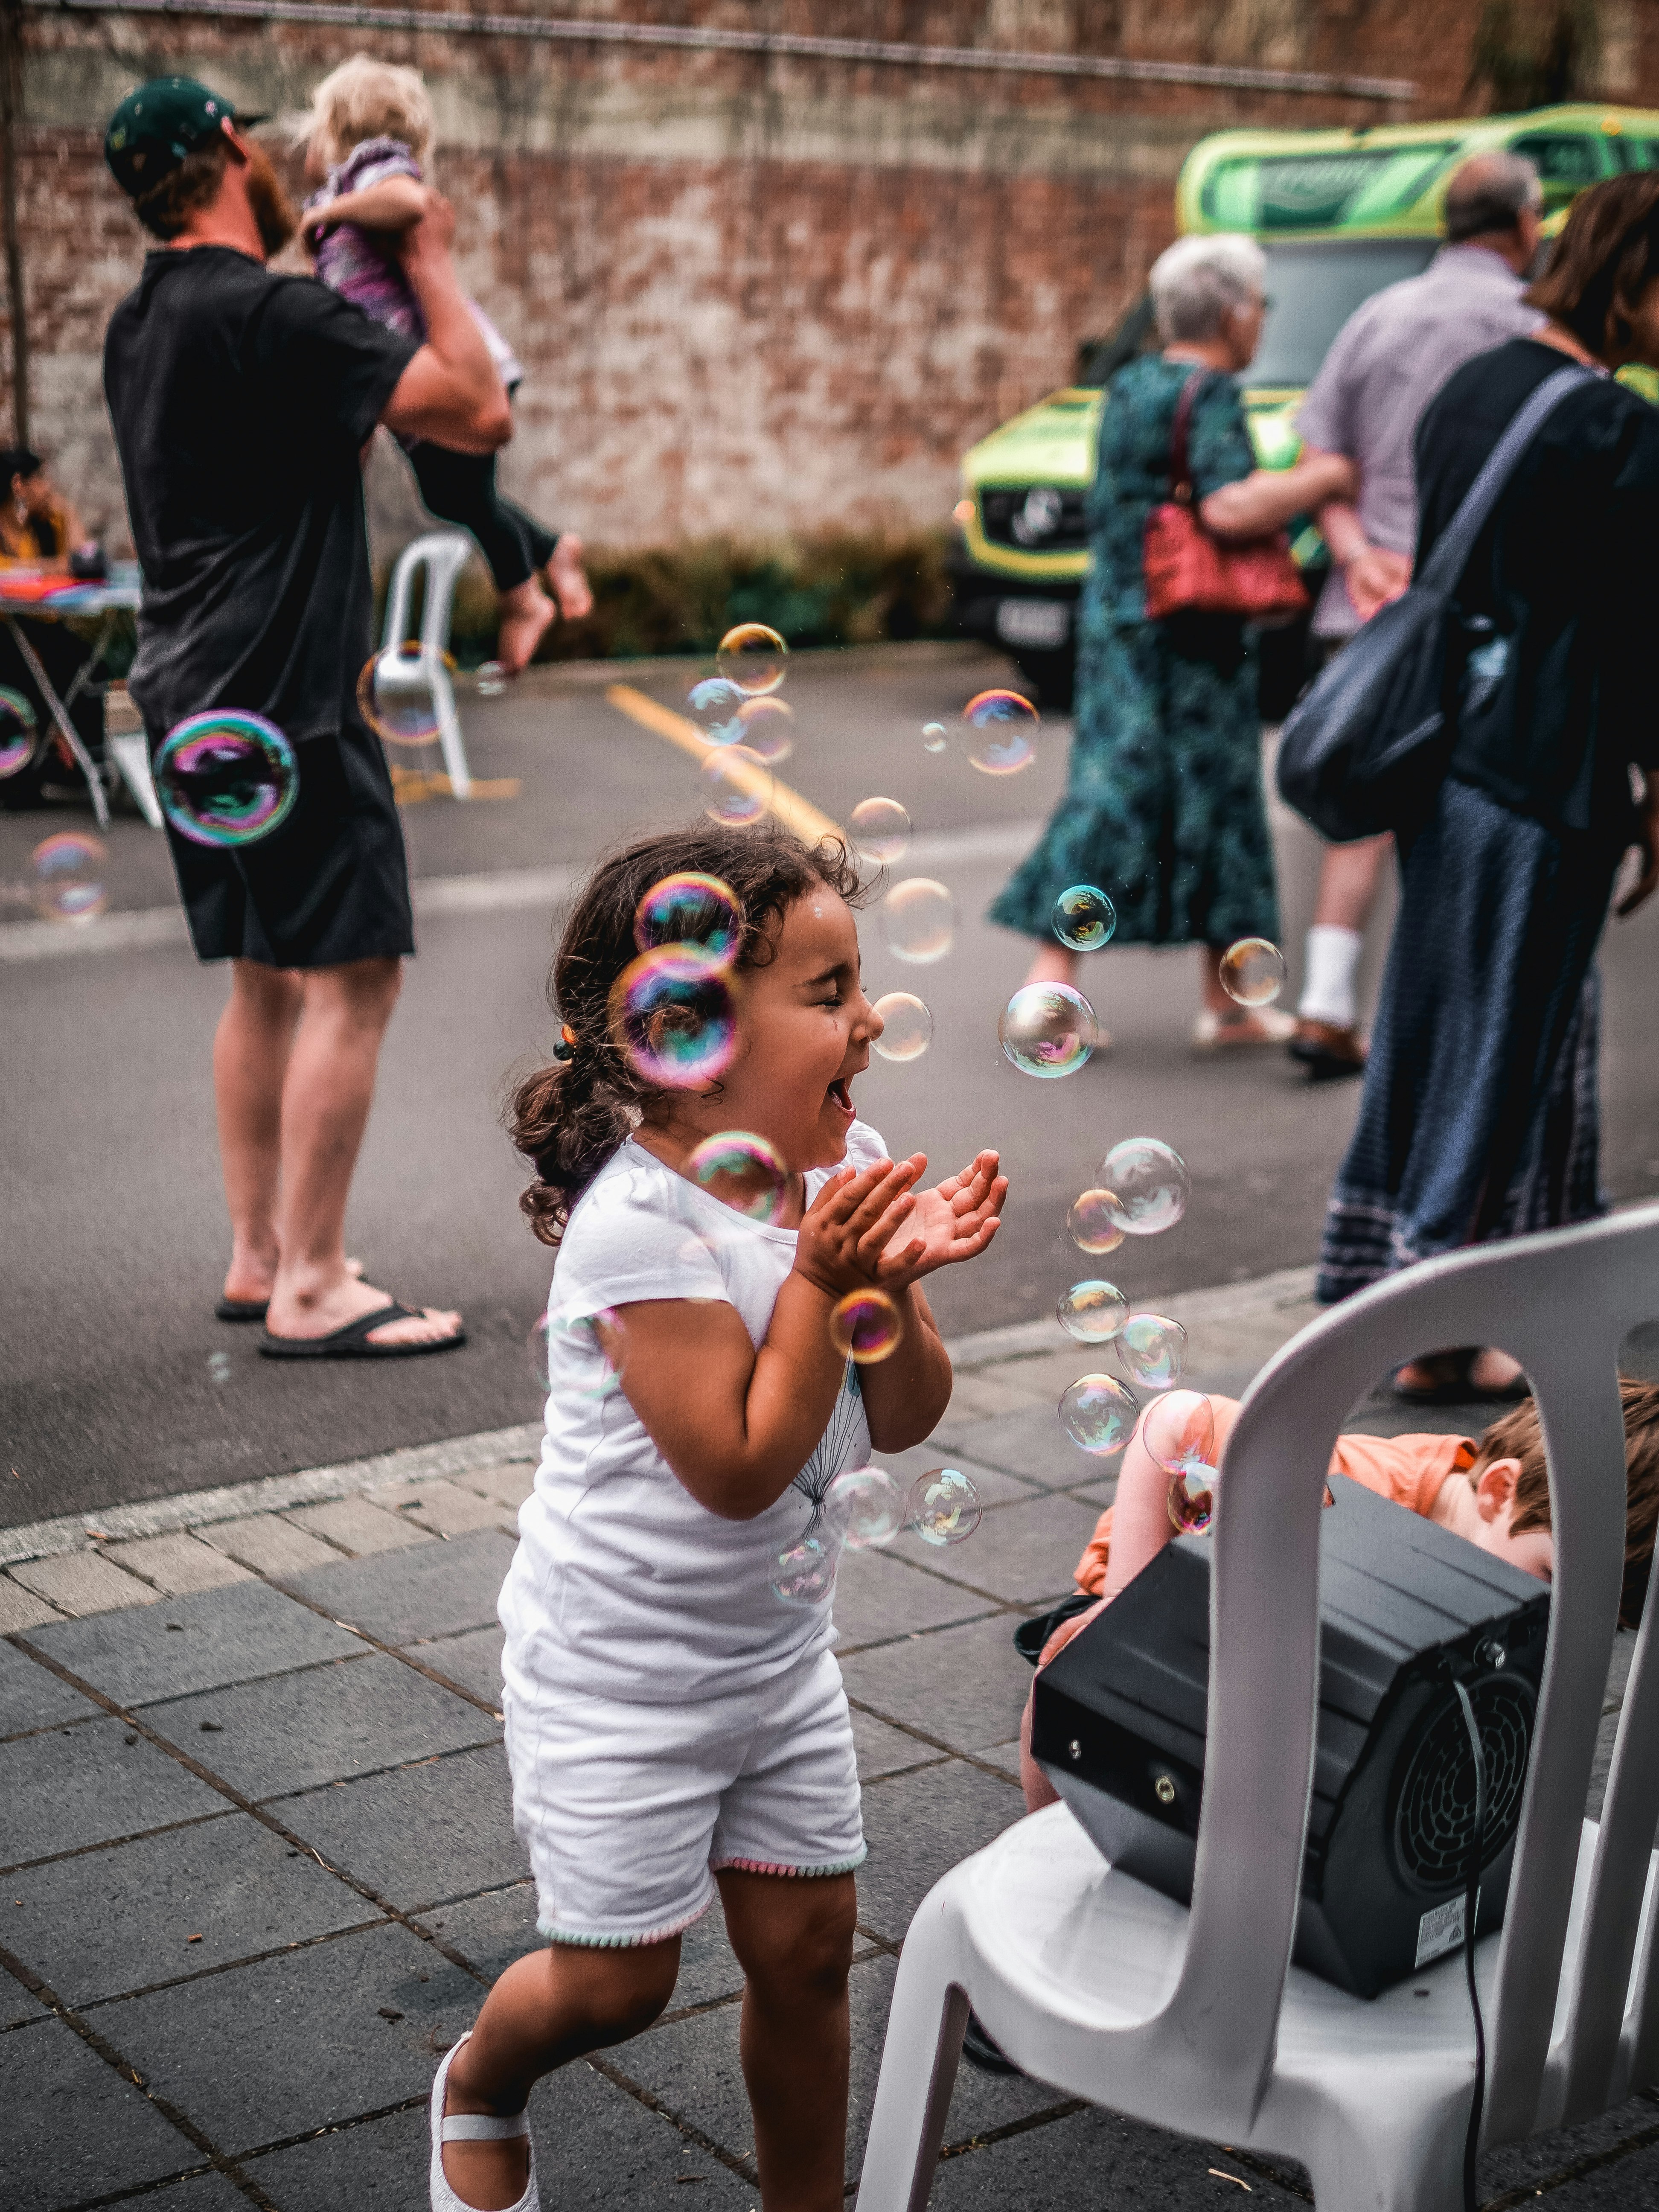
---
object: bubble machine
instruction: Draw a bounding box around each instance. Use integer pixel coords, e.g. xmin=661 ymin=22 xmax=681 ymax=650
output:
xmin=1030 ymin=1474 xmax=1549 ymax=1997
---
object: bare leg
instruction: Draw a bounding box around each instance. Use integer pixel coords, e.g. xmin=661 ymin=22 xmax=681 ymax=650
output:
xmin=215 ymin=960 xmax=303 ymax=1306
xmin=443 ymin=1938 xmax=681 ymax=2210
xmin=495 ymin=578 xmax=556 ymax=675
xmin=718 ymin=1868 xmax=856 ymax=2212
xmin=1022 ymin=941 xmax=1077 ymax=989
xmin=264 ymin=958 xmax=461 ymax=1347
xmin=1313 ymin=835 xmax=1390 ymax=930
xmin=546 ymin=532 xmax=593 ymax=622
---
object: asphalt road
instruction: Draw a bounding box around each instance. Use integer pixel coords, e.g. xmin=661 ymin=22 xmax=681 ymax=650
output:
xmin=4 ymin=640 xmax=1658 ymax=1525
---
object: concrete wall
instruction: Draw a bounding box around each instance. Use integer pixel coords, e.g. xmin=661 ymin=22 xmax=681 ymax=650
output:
xmin=4 ymin=0 xmax=1655 ymax=556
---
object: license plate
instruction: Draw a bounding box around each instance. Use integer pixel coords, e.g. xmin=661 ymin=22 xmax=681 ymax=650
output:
xmin=996 ymin=598 xmax=1069 ymax=649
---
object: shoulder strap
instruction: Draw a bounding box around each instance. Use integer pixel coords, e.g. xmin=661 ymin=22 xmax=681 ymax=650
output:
xmin=1417 ymin=363 xmax=1596 ymax=593
xmin=1168 ymin=368 xmax=1208 ymax=503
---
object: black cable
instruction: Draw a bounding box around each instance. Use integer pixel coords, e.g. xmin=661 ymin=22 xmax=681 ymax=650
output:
xmin=1453 ymin=1677 xmax=1488 ymax=2212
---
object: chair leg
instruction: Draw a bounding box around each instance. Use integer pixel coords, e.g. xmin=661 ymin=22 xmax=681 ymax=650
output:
xmin=1293 ymin=2082 xmax=1467 ymax=2212
xmin=855 ymin=1938 xmax=969 ymax=2212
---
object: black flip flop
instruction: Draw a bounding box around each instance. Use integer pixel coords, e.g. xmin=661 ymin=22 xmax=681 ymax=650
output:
xmin=215 ymin=1296 xmax=269 ymax=1323
xmin=1389 ymin=1351 xmax=1476 ymax=1406
xmin=258 ymin=1300 xmax=466 ymax=1361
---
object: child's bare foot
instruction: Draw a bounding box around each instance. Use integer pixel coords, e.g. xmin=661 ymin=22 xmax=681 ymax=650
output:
xmin=546 ymin=534 xmax=593 ymax=623
xmin=495 ymin=580 xmax=556 ymax=675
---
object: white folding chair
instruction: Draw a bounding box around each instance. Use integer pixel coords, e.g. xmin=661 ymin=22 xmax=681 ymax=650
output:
xmin=379 ymin=529 xmax=475 ymax=799
xmin=857 ymin=1203 xmax=1659 ymax=2212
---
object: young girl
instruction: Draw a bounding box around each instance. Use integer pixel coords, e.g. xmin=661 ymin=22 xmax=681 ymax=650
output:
xmin=297 ymin=55 xmax=593 ymax=675
xmin=430 ymin=821 xmax=1007 ymax=2212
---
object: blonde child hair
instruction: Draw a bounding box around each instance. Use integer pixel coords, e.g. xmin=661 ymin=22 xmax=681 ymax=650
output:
xmin=301 ymin=53 xmax=434 ymax=169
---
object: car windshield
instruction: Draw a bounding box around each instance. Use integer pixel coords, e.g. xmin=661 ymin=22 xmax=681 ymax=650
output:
xmin=1248 ymin=239 xmax=1439 ymax=387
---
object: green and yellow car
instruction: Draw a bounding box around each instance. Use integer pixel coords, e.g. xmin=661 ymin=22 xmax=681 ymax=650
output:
xmin=950 ymin=103 xmax=1659 ymax=707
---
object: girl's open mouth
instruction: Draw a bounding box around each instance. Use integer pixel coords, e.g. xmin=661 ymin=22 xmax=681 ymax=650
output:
xmin=827 ymin=1077 xmax=853 ymax=1114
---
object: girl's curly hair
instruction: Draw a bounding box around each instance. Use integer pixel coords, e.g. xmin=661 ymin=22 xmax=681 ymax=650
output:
xmin=508 ymin=820 xmax=865 ymax=1246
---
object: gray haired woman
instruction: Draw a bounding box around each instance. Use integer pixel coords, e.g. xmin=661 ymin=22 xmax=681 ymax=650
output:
xmin=990 ymin=233 xmax=1352 ymax=1045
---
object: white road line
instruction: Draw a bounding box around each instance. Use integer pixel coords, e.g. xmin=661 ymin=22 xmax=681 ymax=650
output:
xmin=0 ymin=823 xmax=1045 ymax=965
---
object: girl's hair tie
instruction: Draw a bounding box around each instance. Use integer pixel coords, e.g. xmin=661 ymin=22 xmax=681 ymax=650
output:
xmin=553 ymin=1023 xmax=578 ymax=1063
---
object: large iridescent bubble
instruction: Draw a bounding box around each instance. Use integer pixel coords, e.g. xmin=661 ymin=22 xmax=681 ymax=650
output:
xmin=960 ymin=689 xmax=1039 ymax=774
xmin=632 ymin=872 xmax=743 ymax=971
xmin=0 ymin=686 xmax=37 ymax=780
xmin=701 ymin=744 xmax=773 ymax=827
xmin=907 ymin=1467 xmax=982 ymax=1546
xmin=826 ymin=1466 xmax=906 ymax=1549
xmin=1067 ymin=1189 xmax=1126 ymax=1255
xmin=356 ymin=642 xmax=450 ymax=746
xmin=28 ymin=832 xmax=107 ymax=923
xmin=717 ymin=623 xmax=788 ymax=696
xmin=1058 ymin=1373 xmax=1138 ymax=1456
xmin=154 ymin=711 xmax=299 ymax=849
xmin=870 ymin=992 xmax=932 ymax=1063
xmin=687 ymin=1129 xmax=789 ymax=1222
xmin=1116 ymin=1313 xmax=1187 ymax=1389
xmin=998 ymin=983 xmax=1096 ymax=1078
xmin=1057 ymin=1281 xmax=1127 ymax=1344
xmin=1053 ymin=884 xmax=1115 ymax=951
xmin=771 ymin=1533 xmax=838 ymax=1606
xmin=881 ymin=879 xmax=957 ymax=964
xmin=830 ymin=1288 xmax=902 ymax=1364
xmin=734 ymin=695 xmax=795 ymax=764
xmin=1098 ymin=1139 xmax=1191 ymax=1236
xmin=848 ymin=797 xmax=912 ymax=865
xmin=609 ymin=949 xmax=739 ymax=1088
xmin=687 ymin=676 xmax=746 ymax=743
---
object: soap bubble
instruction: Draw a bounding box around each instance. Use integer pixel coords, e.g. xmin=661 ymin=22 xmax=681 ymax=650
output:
xmin=998 ymin=983 xmax=1096 ymax=1078
xmin=825 ymin=1466 xmax=906 ymax=1549
xmin=687 ymin=676 xmax=745 ymax=743
xmin=609 ymin=948 xmax=738 ymax=1088
xmin=476 ymin=661 xmax=507 ymax=698
xmin=528 ymin=1304 xmax=626 ymax=1398
xmin=907 ymin=1467 xmax=981 ymax=1546
xmin=733 ymin=695 xmax=795 ymax=764
xmin=0 ymin=686 xmax=37 ymax=778
xmin=1116 ymin=1313 xmax=1187 ymax=1389
xmin=28 ymin=832 xmax=106 ymax=923
xmin=717 ymin=623 xmax=788 ymax=696
xmin=1167 ymin=1463 xmax=1217 ymax=1536
xmin=1058 ymin=1374 xmax=1139 ymax=1457
xmin=1220 ymin=937 xmax=1288 ymax=1007
xmin=881 ymin=878 xmax=957 ymax=964
xmin=153 ymin=711 xmax=299 ymax=849
xmin=633 ymin=872 xmax=743 ymax=971
xmin=1067 ymin=1189 xmax=1126 ymax=1256
xmin=771 ymin=1533 xmax=838 ymax=1606
xmin=701 ymin=744 xmax=773 ymax=827
xmin=687 ymin=1130 xmax=788 ymax=1222
xmin=960 ymin=689 xmax=1039 ymax=775
xmin=1098 ymin=1139 xmax=1191 ymax=1236
xmin=1053 ymin=884 xmax=1116 ymax=952
xmin=1057 ymin=1281 xmax=1127 ymax=1344
xmin=871 ymin=992 xmax=932 ymax=1063
xmin=1141 ymin=1391 xmax=1217 ymax=1475
xmin=849 ymin=797 xmax=912 ymax=865
xmin=921 ymin=721 xmax=948 ymax=753
xmin=830 ymin=1288 xmax=902 ymax=1365
xmin=356 ymin=643 xmax=450 ymax=746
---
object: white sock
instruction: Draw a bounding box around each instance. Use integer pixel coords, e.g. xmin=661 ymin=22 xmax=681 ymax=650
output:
xmin=1298 ymin=923 xmax=1363 ymax=1027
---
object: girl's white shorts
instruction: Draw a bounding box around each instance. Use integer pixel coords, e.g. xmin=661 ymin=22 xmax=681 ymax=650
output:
xmin=501 ymin=1642 xmax=866 ymax=1947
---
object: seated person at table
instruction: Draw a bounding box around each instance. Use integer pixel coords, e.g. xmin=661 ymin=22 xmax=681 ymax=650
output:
xmin=0 ymin=448 xmax=88 ymax=571
xmin=1019 ymin=1379 xmax=1659 ymax=1815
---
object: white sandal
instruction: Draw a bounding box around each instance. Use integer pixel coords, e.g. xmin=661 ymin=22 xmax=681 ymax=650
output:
xmin=430 ymin=2032 xmax=539 ymax=2212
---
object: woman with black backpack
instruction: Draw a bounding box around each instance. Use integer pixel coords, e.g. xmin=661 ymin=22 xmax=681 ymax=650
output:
xmin=1314 ymin=173 xmax=1659 ymax=1397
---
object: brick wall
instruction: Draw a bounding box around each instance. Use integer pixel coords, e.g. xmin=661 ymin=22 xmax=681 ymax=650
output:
xmin=4 ymin=0 xmax=1657 ymax=556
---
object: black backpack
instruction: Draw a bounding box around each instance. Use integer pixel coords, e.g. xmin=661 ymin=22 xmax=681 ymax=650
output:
xmin=1275 ymin=362 xmax=1594 ymax=844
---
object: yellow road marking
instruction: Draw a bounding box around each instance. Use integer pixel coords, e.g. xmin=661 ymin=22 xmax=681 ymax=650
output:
xmin=603 ymin=682 xmax=842 ymax=845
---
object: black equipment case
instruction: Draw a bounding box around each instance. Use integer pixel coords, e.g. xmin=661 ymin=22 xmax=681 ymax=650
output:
xmin=1031 ymin=1475 xmax=1549 ymax=1997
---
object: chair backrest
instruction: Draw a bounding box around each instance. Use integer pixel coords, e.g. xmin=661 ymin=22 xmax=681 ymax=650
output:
xmin=381 ymin=530 xmax=473 ymax=655
xmin=1149 ymin=1205 xmax=1659 ymax=2139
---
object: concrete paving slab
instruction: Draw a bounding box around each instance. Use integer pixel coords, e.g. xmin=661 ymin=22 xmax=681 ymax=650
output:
xmin=23 ymin=1580 xmax=362 ymax=1708
xmin=284 ymin=1495 xmax=435 ymax=1557
xmin=0 ymin=2014 xmax=201 ymax=2212
xmin=855 ymin=1760 xmax=1024 ymax=1947
xmin=280 ymin=1743 xmax=524 ymax=1910
xmin=410 ymin=1622 xmax=504 ymax=1707
xmin=368 ymin=1476 xmax=517 ymax=1539
xmin=418 ymin=1880 xmax=542 ymax=1988
xmin=853 ymin=1706 xmax=945 ymax=1781
xmin=0 ymin=1717 xmax=224 ymax=1865
xmin=105 ymin=1920 xmax=481 ymax=2155
xmin=102 ymin=1531 xmax=255 ymax=1596
xmin=143 ymin=1654 xmax=498 ymax=1803
xmin=841 ymin=1614 xmax=1032 ymax=1759
xmin=889 ymin=1493 xmax=1102 ymax=1607
xmin=1479 ymin=2087 xmax=1659 ymax=2202
xmin=134 ymin=2171 xmax=250 ymax=2209
xmin=928 ymin=1403 xmax=1107 ymax=1489
xmin=287 ymin=1528 xmax=516 ymax=1645
xmin=943 ymin=1370 xmax=1053 ymax=1420
xmin=923 ymin=2101 xmax=1310 ymax=2210
xmin=0 ymin=1636 xmax=101 ymax=1738
xmin=463 ymin=1459 xmax=537 ymax=1511
xmin=1 ymin=1962 xmax=49 ymax=2029
xmin=9 ymin=1548 xmax=159 ymax=1617
xmin=0 ymin=1575 xmax=66 ymax=1633
xmin=829 ymin=1550 xmax=995 ymax=1651
xmin=3 ymin=1811 xmax=376 ymax=2006
xmin=1528 ymin=2147 xmax=1659 ymax=2205
xmin=871 ymin=1441 xmax=1045 ymax=1511
xmin=198 ymin=1514 xmax=342 ymax=1576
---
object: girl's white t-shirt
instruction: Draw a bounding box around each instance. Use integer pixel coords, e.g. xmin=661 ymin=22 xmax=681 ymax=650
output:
xmin=498 ymin=1121 xmax=888 ymax=1705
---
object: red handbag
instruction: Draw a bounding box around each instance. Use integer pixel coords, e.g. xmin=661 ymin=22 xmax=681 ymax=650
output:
xmin=1142 ymin=370 xmax=1308 ymax=623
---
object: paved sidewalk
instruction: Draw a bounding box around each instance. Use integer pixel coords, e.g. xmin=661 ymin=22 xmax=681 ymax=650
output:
xmin=4 ymin=1271 xmax=1656 ymax=2211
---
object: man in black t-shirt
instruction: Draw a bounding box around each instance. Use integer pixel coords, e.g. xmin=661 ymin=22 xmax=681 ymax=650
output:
xmin=103 ymin=78 xmax=510 ymax=1357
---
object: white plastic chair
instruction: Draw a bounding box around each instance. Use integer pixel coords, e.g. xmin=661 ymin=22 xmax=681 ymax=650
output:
xmin=856 ymin=1204 xmax=1659 ymax=2212
xmin=380 ymin=529 xmax=475 ymax=799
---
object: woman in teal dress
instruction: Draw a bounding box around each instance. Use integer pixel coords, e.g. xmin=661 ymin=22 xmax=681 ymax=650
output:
xmin=990 ymin=233 xmax=1353 ymax=1046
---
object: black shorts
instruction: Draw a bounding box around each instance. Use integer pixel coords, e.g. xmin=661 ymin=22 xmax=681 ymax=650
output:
xmin=154 ymin=717 xmax=415 ymax=969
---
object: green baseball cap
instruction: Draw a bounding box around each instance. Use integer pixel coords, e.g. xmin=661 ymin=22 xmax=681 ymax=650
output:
xmin=104 ymin=77 xmax=267 ymax=199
